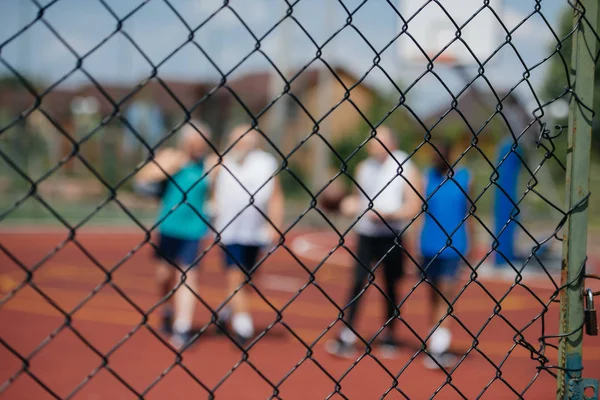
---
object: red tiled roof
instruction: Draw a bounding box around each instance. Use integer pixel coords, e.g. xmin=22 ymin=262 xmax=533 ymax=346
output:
xmin=0 ymin=67 xmax=377 ymax=123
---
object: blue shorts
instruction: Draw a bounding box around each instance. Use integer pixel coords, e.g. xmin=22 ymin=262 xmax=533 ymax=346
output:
xmin=222 ymin=244 xmax=261 ymax=273
xmin=154 ymin=234 xmax=201 ymax=266
xmin=422 ymin=256 xmax=461 ymax=282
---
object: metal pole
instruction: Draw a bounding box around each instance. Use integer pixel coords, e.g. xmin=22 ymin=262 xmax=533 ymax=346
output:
xmin=311 ymin=0 xmax=334 ymax=191
xmin=557 ymin=0 xmax=598 ymax=398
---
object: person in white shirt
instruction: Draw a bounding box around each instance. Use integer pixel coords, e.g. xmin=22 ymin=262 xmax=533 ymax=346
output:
xmin=212 ymin=124 xmax=284 ymax=345
xmin=325 ymin=126 xmax=422 ymax=359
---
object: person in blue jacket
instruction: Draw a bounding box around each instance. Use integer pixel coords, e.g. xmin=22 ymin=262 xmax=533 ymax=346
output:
xmin=420 ymin=141 xmax=475 ymax=369
xmin=493 ymin=137 xmax=523 ymax=266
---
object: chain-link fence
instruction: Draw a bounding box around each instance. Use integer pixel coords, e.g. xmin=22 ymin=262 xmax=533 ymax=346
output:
xmin=1 ymin=0 xmax=599 ymax=399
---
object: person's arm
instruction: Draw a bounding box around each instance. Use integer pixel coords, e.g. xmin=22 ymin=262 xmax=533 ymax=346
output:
xmin=204 ymin=154 xmax=220 ymax=222
xmin=392 ymin=166 xmax=423 ymax=263
xmin=339 ymin=162 xmax=364 ymax=218
xmin=267 ymin=175 xmax=285 ymax=241
xmin=135 ymin=148 xmax=189 ymax=183
xmin=375 ymin=163 xmax=423 ymax=222
xmin=397 ymin=165 xmax=423 ymax=221
xmin=408 ymin=172 xmax=427 ymax=262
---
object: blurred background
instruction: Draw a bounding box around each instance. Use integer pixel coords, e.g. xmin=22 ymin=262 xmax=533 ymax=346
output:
xmin=0 ymin=0 xmax=598 ymax=237
xmin=2 ymin=2 xmax=600 ymax=398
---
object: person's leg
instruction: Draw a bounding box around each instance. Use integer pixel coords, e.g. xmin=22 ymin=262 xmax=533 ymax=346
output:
xmin=155 ymin=235 xmax=177 ymax=334
xmin=421 ymin=256 xmax=439 ymax=327
xmin=379 ymin=235 xmax=404 ymax=339
xmin=170 ymin=239 xmax=201 ymax=349
xmin=223 ymin=244 xmax=246 ymax=309
xmin=371 ymin=234 xmax=404 ymax=359
xmin=434 ymin=279 xmax=455 ymax=324
xmin=224 ymin=244 xmax=259 ymax=342
xmin=326 ymin=235 xmax=373 ymax=358
xmin=342 ymin=235 xmax=373 ymax=338
xmin=157 ymin=262 xmax=176 ymax=302
xmin=156 ymin=261 xmax=175 ymax=331
xmin=429 ymin=258 xmax=460 ymax=329
xmin=425 ymin=258 xmax=461 ymax=368
xmin=173 ymin=266 xmax=199 ymax=335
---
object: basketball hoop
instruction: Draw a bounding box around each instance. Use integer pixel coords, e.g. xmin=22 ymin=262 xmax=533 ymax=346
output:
xmin=398 ymin=0 xmax=502 ymax=68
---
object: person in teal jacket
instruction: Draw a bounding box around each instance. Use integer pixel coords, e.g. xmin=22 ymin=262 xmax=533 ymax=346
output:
xmin=135 ymin=120 xmax=213 ymax=349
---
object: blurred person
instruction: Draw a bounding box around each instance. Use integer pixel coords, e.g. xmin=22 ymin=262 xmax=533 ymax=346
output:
xmin=325 ymin=126 xmax=422 ymax=359
xmin=492 ymin=94 xmax=530 ymax=269
xmin=212 ymin=124 xmax=284 ymax=345
xmin=493 ymin=137 xmax=524 ymax=268
xmin=420 ymin=141 xmax=475 ymax=369
xmin=135 ymin=120 xmax=213 ymax=349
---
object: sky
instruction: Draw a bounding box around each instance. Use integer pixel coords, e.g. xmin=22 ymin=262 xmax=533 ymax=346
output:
xmin=0 ymin=0 xmax=569 ymax=115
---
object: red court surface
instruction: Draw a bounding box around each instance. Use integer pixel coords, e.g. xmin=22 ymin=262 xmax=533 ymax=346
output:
xmin=1 ymin=228 xmax=600 ymax=399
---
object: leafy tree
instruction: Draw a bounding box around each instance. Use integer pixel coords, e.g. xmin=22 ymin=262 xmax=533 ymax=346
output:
xmin=0 ymin=74 xmax=39 ymax=90
xmin=542 ymin=7 xmax=600 ymax=152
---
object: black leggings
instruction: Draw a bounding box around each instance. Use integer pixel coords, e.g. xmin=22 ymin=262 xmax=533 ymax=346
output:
xmin=343 ymin=234 xmax=405 ymax=334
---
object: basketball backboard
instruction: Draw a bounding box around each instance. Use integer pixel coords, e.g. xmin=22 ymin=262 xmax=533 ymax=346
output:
xmin=398 ymin=0 xmax=503 ymax=66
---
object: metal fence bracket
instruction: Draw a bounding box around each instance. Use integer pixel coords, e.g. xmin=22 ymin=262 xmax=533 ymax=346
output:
xmin=568 ymin=377 xmax=599 ymax=400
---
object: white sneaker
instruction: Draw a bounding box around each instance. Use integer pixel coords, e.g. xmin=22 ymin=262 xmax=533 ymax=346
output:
xmin=169 ymin=330 xmax=195 ymax=351
xmin=325 ymin=338 xmax=357 ymax=359
xmin=429 ymin=327 xmax=451 ymax=355
xmin=378 ymin=337 xmax=400 ymax=359
xmin=423 ymin=353 xmax=457 ymax=370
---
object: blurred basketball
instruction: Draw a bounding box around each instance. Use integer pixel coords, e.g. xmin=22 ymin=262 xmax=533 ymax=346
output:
xmin=319 ymin=180 xmax=347 ymax=212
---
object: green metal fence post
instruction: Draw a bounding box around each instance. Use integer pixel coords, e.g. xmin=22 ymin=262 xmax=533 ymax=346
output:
xmin=558 ymin=0 xmax=599 ymax=399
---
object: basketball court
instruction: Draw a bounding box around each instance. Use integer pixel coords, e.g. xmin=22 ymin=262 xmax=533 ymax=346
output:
xmin=2 ymin=228 xmax=599 ymax=399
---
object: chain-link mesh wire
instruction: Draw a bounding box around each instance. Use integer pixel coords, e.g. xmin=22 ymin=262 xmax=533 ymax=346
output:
xmin=1 ymin=0 xmax=599 ymax=399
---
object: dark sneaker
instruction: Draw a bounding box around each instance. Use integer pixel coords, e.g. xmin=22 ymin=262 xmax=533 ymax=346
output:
xmin=160 ymin=313 xmax=173 ymax=336
xmin=215 ymin=308 xmax=232 ymax=337
xmin=214 ymin=316 xmax=231 ymax=337
xmin=440 ymin=353 xmax=457 ymax=368
xmin=325 ymin=338 xmax=356 ymax=359
xmin=170 ymin=330 xmax=196 ymax=351
xmin=378 ymin=336 xmax=400 ymax=359
xmin=232 ymin=333 xmax=251 ymax=349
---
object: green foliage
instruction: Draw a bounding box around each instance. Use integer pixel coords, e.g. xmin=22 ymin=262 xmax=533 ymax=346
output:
xmin=542 ymin=7 xmax=600 ymax=152
xmin=542 ymin=6 xmax=600 ymax=226
xmin=0 ymin=74 xmax=38 ymax=90
xmin=278 ymin=157 xmax=306 ymax=191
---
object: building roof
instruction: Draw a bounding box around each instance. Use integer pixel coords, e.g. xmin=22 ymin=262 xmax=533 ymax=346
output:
xmin=0 ymin=67 xmax=379 ymax=126
xmin=224 ymin=65 xmax=378 ymax=114
xmin=421 ymin=87 xmax=527 ymax=138
xmin=74 ymin=79 xmax=214 ymax=115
